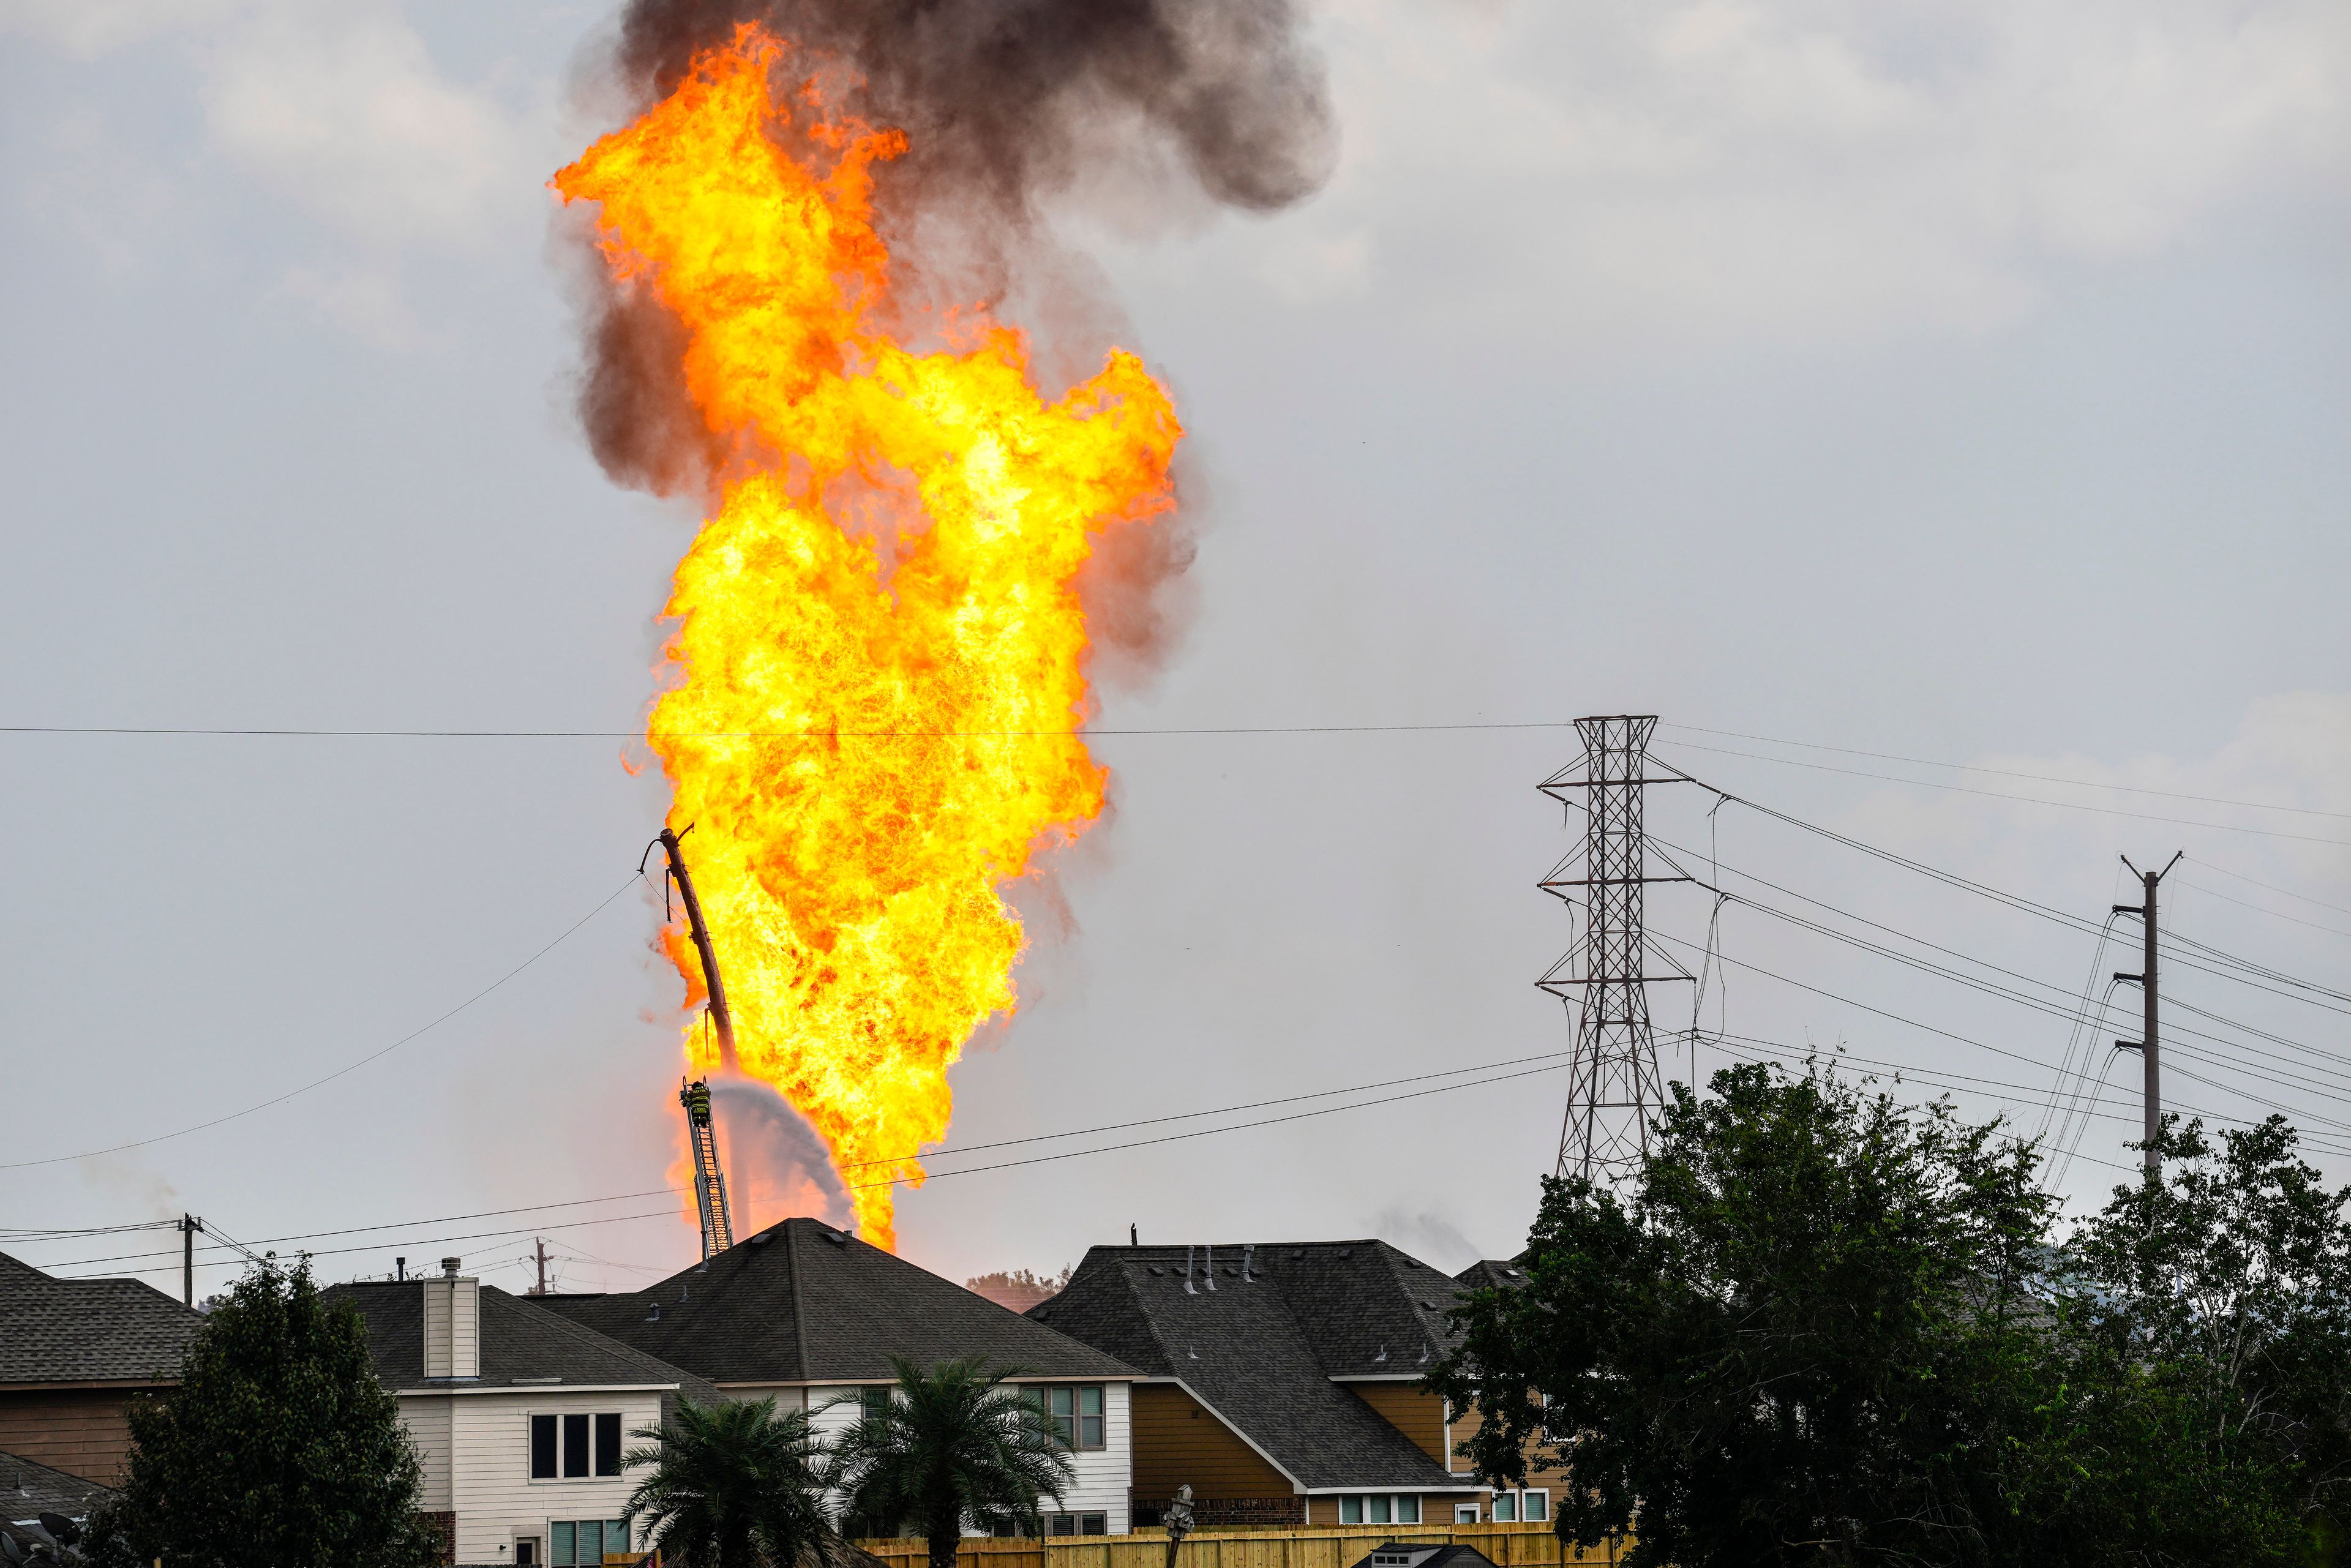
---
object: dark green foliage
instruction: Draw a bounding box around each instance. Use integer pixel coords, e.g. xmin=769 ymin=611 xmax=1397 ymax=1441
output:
xmin=1428 ymin=1063 xmax=2351 ymax=1568
xmin=99 ymin=1256 xmax=438 ymax=1568
xmin=826 ymin=1357 xmax=1074 ymax=1568
xmin=619 ymin=1397 xmax=833 ymax=1568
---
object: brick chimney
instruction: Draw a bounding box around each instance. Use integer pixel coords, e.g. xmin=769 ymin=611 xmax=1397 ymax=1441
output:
xmin=422 ymin=1256 xmax=480 ymax=1380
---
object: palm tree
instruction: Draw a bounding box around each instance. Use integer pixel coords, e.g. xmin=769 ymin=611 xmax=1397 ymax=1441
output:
xmin=621 ymin=1397 xmax=836 ymax=1568
xmin=827 ymin=1357 xmax=1076 ymax=1568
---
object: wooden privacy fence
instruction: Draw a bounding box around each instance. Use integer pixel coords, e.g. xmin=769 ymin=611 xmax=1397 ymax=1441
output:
xmin=853 ymin=1522 xmax=1621 ymax=1568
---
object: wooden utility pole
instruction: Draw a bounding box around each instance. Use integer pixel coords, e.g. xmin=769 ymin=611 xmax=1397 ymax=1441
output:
xmin=2114 ymin=852 xmax=2183 ymax=1178
xmin=656 ymin=827 xmax=736 ymax=1069
xmin=180 ymin=1214 xmax=203 ymax=1307
xmin=530 ymin=1238 xmax=550 ymax=1297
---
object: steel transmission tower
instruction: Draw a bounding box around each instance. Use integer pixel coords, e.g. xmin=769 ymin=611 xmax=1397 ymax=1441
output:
xmin=1539 ymin=716 xmax=1692 ymax=1183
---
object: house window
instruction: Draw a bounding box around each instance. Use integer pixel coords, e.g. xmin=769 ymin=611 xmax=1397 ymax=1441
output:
xmin=1338 ymin=1496 xmax=1417 ymax=1525
xmin=1045 ymin=1513 xmax=1108 ymax=1536
xmin=1493 ymin=1493 xmax=1516 ymax=1523
xmin=1521 ymin=1491 xmax=1548 ymax=1523
xmin=1453 ymin=1506 xmax=1480 ymax=1525
xmin=1043 ymin=1386 xmax=1104 ymax=1450
xmin=532 ymin=1414 xmax=628 ymax=1481
xmin=549 ymin=1520 xmax=629 ymax=1567
xmin=859 ymin=1386 xmax=893 ymax=1425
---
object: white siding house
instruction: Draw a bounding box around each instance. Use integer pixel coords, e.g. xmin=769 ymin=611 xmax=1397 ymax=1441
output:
xmin=329 ymin=1264 xmax=718 ymax=1568
xmin=539 ymin=1218 xmax=1144 ymax=1537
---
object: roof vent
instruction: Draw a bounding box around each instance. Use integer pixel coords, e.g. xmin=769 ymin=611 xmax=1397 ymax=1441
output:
xmin=1338 ymin=1247 xmax=1352 ymax=1258
xmin=1374 ymin=1344 xmax=1388 ymax=1363
xmin=1202 ymin=1243 xmax=1217 ymax=1292
xmin=441 ymin=1257 xmax=462 ymax=1278
xmin=1242 ymin=1244 xmax=1256 ymax=1283
xmin=1148 ymin=1266 xmax=1163 ymax=1277
xmin=1290 ymin=1250 xmax=1304 ymax=1259
xmin=646 ymin=1304 xmax=662 ymax=1322
xmin=749 ymin=1232 xmax=774 ymax=1246
xmin=820 ymin=1228 xmax=847 ymax=1247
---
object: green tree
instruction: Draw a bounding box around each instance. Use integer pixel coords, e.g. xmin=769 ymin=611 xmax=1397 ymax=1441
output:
xmin=1430 ymin=1063 xmax=2058 ymax=1567
xmin=98 ymin=1255 xmax=438 ymax=1568
xmin=826 ymin=1357 xmax=1074 ymax=1568
xmin=2044 ymin=1114 xmax=2351 ymax=1564
xmin=619 ymin=1397 xmax=834 ymax=1568
xmin=1431 ymin=1066 xmax=2351 ymax=1567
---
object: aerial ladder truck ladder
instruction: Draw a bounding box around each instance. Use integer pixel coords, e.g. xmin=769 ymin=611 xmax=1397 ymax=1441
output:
xmin=650 ymin=826 xmax=737 ymax=1261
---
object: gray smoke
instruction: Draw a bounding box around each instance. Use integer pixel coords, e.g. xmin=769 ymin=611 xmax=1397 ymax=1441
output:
xmin=568 ymin=0 xmax=1335 ymax=496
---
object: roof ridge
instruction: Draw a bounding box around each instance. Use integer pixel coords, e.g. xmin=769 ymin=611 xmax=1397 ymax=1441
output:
xmin=784 ymin=1221 xmax=812 ymax=1384
xmin=488 ymin=1285 xmax=700 ymax=1387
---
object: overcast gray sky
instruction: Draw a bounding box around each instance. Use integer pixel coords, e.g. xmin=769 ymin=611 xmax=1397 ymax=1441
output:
xmin=3 ymin=0 xmax=2348 ymax=1301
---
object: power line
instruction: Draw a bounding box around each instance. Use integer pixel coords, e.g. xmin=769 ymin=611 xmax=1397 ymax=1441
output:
xmin=1663 ymin=766 xmax=2351 ymax=1015
xmin=2189 ymin=856 xmax=2351 ymax=920
xmin=0 ymin=720 xmax=1586 ymax=740
xmin=39 ymin=1052 xmax=1588 ymax=1273
xmin=1659 ymin=722 xmax=2351 ymax=823
xmin=2176 ymin=879 xmax=2351 ymax=942
xmin=1653 ymin=741 xmax=2351 ymax=847
xmin=0 ymin=872 xmax=646 ymax=1171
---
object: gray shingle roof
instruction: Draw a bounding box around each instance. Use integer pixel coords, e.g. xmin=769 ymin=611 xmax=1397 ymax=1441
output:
xmin=536 ymin=1218 xmax=1136 ymax=1386
xmin=1452 ymin=1259 xmax=1528 ymax=1292
xmin=1030 ymin=1242 xmax=1482 ymax=1493
xmin=0 ymin=1450 xmax=114 ymax=1524
xmin=0 ymin=1252 xmax=203 ymax=1386
xmin=323 ymin=1281 xmax=721 ymax=1402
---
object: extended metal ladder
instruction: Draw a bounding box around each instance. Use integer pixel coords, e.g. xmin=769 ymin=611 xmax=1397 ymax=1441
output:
xmin=680 ymin=1077 xmax=735 ymax=1259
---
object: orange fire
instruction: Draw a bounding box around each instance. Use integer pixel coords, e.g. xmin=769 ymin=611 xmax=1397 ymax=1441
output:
xmin=555 ymin=27 xmax=1180 ymax=1248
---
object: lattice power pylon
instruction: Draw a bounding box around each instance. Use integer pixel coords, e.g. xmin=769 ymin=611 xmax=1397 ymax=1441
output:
xmin=1539 ymin=716 xmax=1693 ymax=1184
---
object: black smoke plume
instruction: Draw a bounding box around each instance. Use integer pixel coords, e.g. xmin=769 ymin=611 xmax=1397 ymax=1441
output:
xmin=569 ymin=0 xmax=1335 ymax=499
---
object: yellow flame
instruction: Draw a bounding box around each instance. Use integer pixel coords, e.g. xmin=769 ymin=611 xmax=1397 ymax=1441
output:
xmin=555 ymin=26 xmax=1180 ymax=1248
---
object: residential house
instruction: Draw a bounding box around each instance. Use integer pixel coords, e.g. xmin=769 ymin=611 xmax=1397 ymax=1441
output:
xmin=2 ymin=1448 xmax=114 ymax=1526
xmin=0 ymin=1252 xmax=204 ymax=1485
xmin=325 ymin=1260 xmax=721 ymax=1568
xmin=540 ymin=1218 xmax=1143 ymax=1536
xmin=1032 ymin=1242 xmax=1570 ymax=1528
xmin=1445 ymin=1259 xmax=1570 ymax=1525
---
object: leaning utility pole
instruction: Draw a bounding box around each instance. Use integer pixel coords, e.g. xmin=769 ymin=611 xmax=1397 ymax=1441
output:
xmin=2113 ymin=851 xmax=2183 ymax=1179
xmin=1539 ymin=716 xmax=1693 ymax=1184
xmin=645 ymin=825 xmax=738 ymax=1260
xmin=529 ymin=1237 xmax=550 ymax=1297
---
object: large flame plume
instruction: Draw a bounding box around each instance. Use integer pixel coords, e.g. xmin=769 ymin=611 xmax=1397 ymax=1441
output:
xmin=556 ymin=28 xmax=1180 ymax=1247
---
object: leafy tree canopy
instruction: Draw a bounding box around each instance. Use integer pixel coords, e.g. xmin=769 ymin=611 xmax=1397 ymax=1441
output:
xmin=91 ymin=1255 xmax=438 ymax=1568
xmin=1429 ymin=1062 xmax=2351 ymax=1568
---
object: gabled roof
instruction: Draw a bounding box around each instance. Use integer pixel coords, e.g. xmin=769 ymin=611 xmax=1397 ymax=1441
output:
xmin=1030 ymin=1242 xmax=1479 ymax=1493
xmin=536 ymin=1218 xmax=1136 ymax=1387
xmin=0 ymin=1450 xmax=114 ymax=1524
xmin=1452 ymin=1259 xmax=1529 ymax=1292
xmin=323 ymin=1281 xmax=721 ymax=1401
xmin=0 ymin=1251 xmax=203 ymax=1386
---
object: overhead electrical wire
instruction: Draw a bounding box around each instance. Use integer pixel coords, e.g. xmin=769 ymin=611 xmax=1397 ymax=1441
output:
xmin=1654 ymin=763 xmax=2351 ymax=1019
xmin=1652 ymin=740 xmax=2351 ymax=847
xmin=36 ymin=1049 xmax=1585 ymax=1274
xmin=1657 ymin=722 xmax=2351 ymax=823
xmin=2189 ymin=856 xmax=2351 ymax=920
xmin=1637 ymin=831 xmax=2351 ymax=1113
xmin=0 ymin=872 xmax=648 ymax=1172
